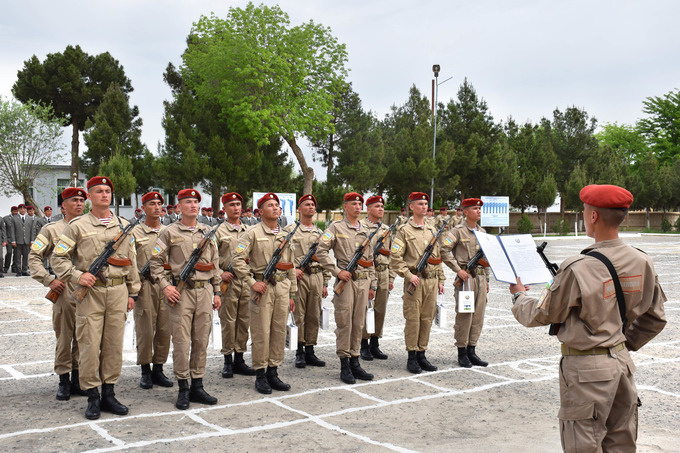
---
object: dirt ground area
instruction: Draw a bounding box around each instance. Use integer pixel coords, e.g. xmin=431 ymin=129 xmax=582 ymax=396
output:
xmin=0 ymin=234 xmax=678 ymax=452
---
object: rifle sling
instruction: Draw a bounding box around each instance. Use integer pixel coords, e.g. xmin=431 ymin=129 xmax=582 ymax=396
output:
xmin=585 ymin=251 xmax=627 ymax=334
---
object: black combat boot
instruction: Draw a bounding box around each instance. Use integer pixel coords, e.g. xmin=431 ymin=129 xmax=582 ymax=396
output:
xmin=349 ymin=356 xmax=374 ymax=381
xmin=467 ymin=345 xmax=488 ymax=367
xmin=85 ymin=387 xmax=101 ymax=420
xmin=100 ymin=383 xmax=128 ymax=415
xmin=360 ymin=338 xmax=373 ymax=361
xmin=305 ymin=345 xmax=325 ymax=367
xmin=70 ymin=369 xmax=87 ymax=396
xmin=457 ymin=347 xmax=473 ymax=368
xmin=255 ymin=369 xmax=272 ymax=394
xmin=233 ymin=352 xmax=256 ymax=376
xmin=416 ymin=351 xmax=438 ymax=372
xmin=176 ymin=379 xmax=190 ymax=410
xmin=369 ymin=336 xmax=388 ymax=360
xmin=295 ymin=342 xmax=306 ymax=368
xmin=151 ymin=364 xmax=173 ymax=387
xmin=140 ymin=364 xmax=153 ymax=389
xmin=266 ymin=367 xmax=291 ymax=391
xmin=56 ymin=373 xmax=71 ymax=400
xmin=222 ymin=354 xmax=233 ymax=378
xmin=189 ymin=378 xmax=217 ymax=405
xmin=407 ymin=351 xmax=422 ymax=374
xmin=340 ymin=357 xmax=355 ymax=384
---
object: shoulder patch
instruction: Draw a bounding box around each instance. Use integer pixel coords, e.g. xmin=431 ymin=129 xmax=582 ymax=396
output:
xmin=321 ymin=231 xmax=333 ymax=243
xmin=54 ymin=241 xmax=71 ymax=256
xmin=236 ymin=243 xmax=246 ymax=253
xmin=443 ymin=236 xmax=453 ymax=246
xmin=31 ymin=238 xmax=46 ymax=251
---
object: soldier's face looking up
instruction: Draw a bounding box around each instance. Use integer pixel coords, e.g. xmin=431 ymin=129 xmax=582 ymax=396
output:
xmin=298 ymin=200 xmax=316 ymax=218
xmin=224 ymin=200 xmax=241 ymax=221
xmin=179 ymin=198 xmax=199 ymax=217
xmin=410 ymin=200 xmax=428 ymax=217
xmin=63 ymin=196 xmax=85 ymax=217
xmin=88 ymin=185 xmax=112 ymax=208
xmin=143 ymin=199 xmax=163 ymax=219
xmin=260 ymin=200 xmax=280 ymax=222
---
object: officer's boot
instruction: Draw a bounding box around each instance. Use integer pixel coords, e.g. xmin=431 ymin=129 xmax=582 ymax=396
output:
xmin=85 ymin=387 xmax=101 ymax=420
xmin=56 ymin=372 xmax=71 ymax=400
xmin=407 ymin=350 xmax=422 ymax=374
xmin=266 ymin=367 xmax=291 ymax=391
xmin=369 ymin=336 xmax=388 ymax=360
xmin=176 ymin=379 xmax=190 ymax=410
xmin=70 ymin=369 xmax=87 ymax=396
xmin=221 ymin=354 xmax=233 ymax=378
xmin=255 ymin=369 xmax=272 ymax=394
xmin=189 ymin=378 xmax=217 ymax=405
xmin=100 ymin=383 xmax=129 ymax=416
xmin=295 ymin=342 xmax=306 ymax=368
xmin=233 ymin=352 xmax=256 ymax=375
xmin=151 ymin=364 xmax=174 ymax=387
xmin=416 ymin=350 xmax=438 ymax=372
xmin=467 ymin=345 xmax=488 ymax=367
xmin=340 ymin=357 xmax=355 ymax=384
xmin=349 ymin=356 xmax=374 ymax=381
xmin=457 ymin=347 xmax=473 ymax=368
xmin=305 ymin=345 xmax=326 ymax=367
xmin=360 ymin=338 xmax=373 ymax=361
xmin=140 ymin=364 xmax=153 ymax=389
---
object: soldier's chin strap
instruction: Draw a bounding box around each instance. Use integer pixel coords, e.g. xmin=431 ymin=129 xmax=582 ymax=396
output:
xmin=586 ymin=251 xmax=627 ymax=334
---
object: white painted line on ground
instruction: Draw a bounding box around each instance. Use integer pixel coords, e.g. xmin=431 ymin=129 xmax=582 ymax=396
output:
xmin=0 ymin=300 xmax=51 ymax=320
xmin=411 ymin=377 xmax=453 ymax=392
xmin=344 ymin=387 xmax=386 ymax=403
xmin=637 ymin=385 xmax=680 ymax=399
xmin=89 ymin=423 xmax=125 ymax=447
xmin=0 ymin=330 xmax=53 ymax=337
xmin=185 ymin=411 xmax=234 ymax=434
xmin=0 ymin=365 xmax=25 ymax=378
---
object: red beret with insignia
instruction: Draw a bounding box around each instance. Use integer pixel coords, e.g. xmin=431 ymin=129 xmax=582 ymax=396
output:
xmin=299 ymin=194 xmax=317 ymax=206
xmin=439 ymin=206 xmax=447 ymax=211
xmin=343 ymin=192 xmax=363 ymax=203
xmin=579 ymin=184 xmax=633 ymax=209
xmin=177 ymin=188 xmax=201 ymax=202
xmin=26 ymin=205 xmax=34 ymax=210
xmin=18 ymin=203 xmax=26 ymax=209
xmin=258 ymin=192 xmax=280 ymax=209
xmin=218 ymin=210 xmax=225 ymax=215
xmin=44 ymin=206 xmax=52 ymax=211
xmin=166 ymin=204 xmax=174 ymax=210
xmin=206 ymin=207 xmax=213 ymax=212
xmin=365 ymin=195 xmax=384 ymax=206
xmin=11 ymin=206 xmax=17 ymax=210
xmin=135 ymin=208 xmax=142 ymax=213
xmin=142 ymin=191 xmax=164 ymax=205
xmin=409 ymin=192 xmax=429 ymax=202
xmin=87 ymin=176 xmax=114 ymax=191
xmin=61 ymin=187 xmax=86 ymax=201
xmin=462 ymin=198 xmax=483 ymax=208
xmin=221 ymin=192 xmax=243 ymax=205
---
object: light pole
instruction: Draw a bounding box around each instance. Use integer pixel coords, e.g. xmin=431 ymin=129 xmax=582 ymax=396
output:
xmin=430 ymin=65 xmax=452 ymax=208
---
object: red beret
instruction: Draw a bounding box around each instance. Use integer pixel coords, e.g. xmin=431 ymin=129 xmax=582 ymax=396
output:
xmin=299 ymin=194 xmax=317 ymax=206
xmin=245 ymin=208 xmax=252 ymax=212
xmin=439 ymin=206 xmax=447 ymax=211
xmin=26 ymin=205 xmax=34 ymax=210
xmin=344 ymin=192 xmax=363 ymax=203
xmin=135 ymin=208 xmax=142 ymax=213
xmin=61 ymin=187 xmax=86 ymax=201
xmin=142 ymin=191 xmax=164 ymax=205
xmin=11 ymin=206 xmax=17 ymax=210
xmin=87 ymin=176 xmax=114 ymax=191
xmin=44 ymin=206 xmax=52 ymax=211
xmin=218 ymin=210 xmax=225 ymax=215
xmin=166 ymin=204 xmax=174 ymax=209
xmin=18 ymin=204 xmax=26 ymax=209
xmin=365 ymin=195 xmax=384 ymax=206
xmin=580 ymin=184 xmax=633 ymax=209
xmin=462 ymin=198 xmax=483 ymax=208
xmin=409 ymin=192 xmax=429 ymax=202
xmin=221 ymin=192 xmax=243 ymax=205
xmin=206 ymin=207 xmax=213 ymax=212
xmin=258 ymin=192 xmax=280 ymax=209
xmin=177 ymin=188 xmax=201 ymax=202
xmin=253 ymin=209 xmax=260 ymax=214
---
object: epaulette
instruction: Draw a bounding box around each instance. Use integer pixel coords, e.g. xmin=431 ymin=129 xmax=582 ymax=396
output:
xmin=559 ymin=254 xmax=587 ymax=270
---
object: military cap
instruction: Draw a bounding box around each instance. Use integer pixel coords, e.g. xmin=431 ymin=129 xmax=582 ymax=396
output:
xmin=61 ymin=188 xmax=85 ymax=201
xmin=222 ymin=192 xmax=243 ymax=205
xmin=462 ymin=198 xmax=483 ymax=208
xmin=11 ymin=206 xmax=17 ymax=211
xmin=439 ymin=206 xmax=447 ymax=211
xmin=218 ymin=210 xmax=225 ymax=215
xmin=580 ymin=184 xmax=633 ymax=209
xmin=87 ymin=176 xmax=114 ymax=191
xmin=409 ymin=192 xmax=429 ymax=202
xmin=343 ymin=192 xmax=363 ymax=203
xmin=142 ymin=191 xmax=164 ymax=205
xmin=258 ymin=192 xmax=280 ymax=209
xmin=365 ymin=195 xmax=384 ymax=206
xmin=177 ymin=188 xmax=201 ymax=202
xmin=299 ymin=194 xmax=317 ymax=206
xmin=44 ymin=206 xmax=52 ymax=211
xmin=135 ymin=208 xmax=142 ymax=213
xmin=26 ymin=205 xmax=34 ymax=210
xmin=18 ymin=203 xmax=26 ymax=209
xmin=206 ymin=207 xmax=213 ymax=212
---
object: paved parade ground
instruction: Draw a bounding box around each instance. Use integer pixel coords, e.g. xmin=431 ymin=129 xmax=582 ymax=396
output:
xmin=0 ymin=234 xmax=678 ymax=452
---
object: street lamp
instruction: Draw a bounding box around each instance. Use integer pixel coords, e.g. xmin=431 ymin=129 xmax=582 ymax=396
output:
xmin=430 ymin=65 xmax=452 ymax=207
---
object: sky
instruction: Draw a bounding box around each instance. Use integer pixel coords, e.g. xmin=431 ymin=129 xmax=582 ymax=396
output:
xmin=2 ymin=0 xmax=679 ymax=181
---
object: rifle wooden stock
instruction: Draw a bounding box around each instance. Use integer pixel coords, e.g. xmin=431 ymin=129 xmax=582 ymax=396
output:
xmin=334 ymin=279 xmax=348 ymax=296
xmin=46 ymin=289 xmax=59 ymax=303
xmin=220 ymin=281 xmax=229 ymax=294
xmin=250 ymin=288 xmax=264 ymax=305
xmin=71 ymin=285 xmax=89 ymax=304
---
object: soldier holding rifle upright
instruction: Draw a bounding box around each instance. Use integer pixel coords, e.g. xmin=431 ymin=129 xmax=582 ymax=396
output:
xmin=231 ymin=192 xmax=297 ymax=394
xmin=29 ymin=187 xmax=86 ymax=401
xmin=51 ymin=176 xmax=140 ymax=420
xmin=316 ymin=192 xmax=377 ymax=384
xmin=149 ymin=188 xmax=221 ymax=410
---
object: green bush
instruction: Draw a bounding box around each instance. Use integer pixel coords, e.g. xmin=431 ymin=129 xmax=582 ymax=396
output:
xmin=675 ymin=216 xmax=680 ymax=232
xmin=552 ymin=218 xmax=570 ymax=236
xmin=517 ymin=214 xmax=534 ymax=234
xmin=314 ymin=220 xmax=328 ymax=230
xmin=661 ymin=217 xmax=672 ymax=232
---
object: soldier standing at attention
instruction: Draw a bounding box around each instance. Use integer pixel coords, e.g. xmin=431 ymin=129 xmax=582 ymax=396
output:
xmin=441 ymin=198 xmax=491 ymax=368
xmin=391 ymin=192 xmax=445 ymax=373
xmin=215 ymin=192 xmax=256 ymax=379
xmin=231 ymin=192 xmax=297 ymax=394
xmin=3 ymin=206 xmax=18 ymax=274
xmin=316 ymin=192 xmax=376 ymax=384
xmin=51 ymin=176 xmax=140 ymax=420
xmin=29 ymin=187 xmax=87 ymax=400
xmin=286 ymin=194 xmax=330 ymax=369
xmin=132 ymin=191 xmax=173 ymax=390
xmin=510 ymin=184 xmax=667 ymax=452
xmin=359 ymin=195 xmax=393 ymax=361
xmin=149 ymin=188 xmax=221 ymax=410
xmin=10 ymin=203 xmax=33 ymax=276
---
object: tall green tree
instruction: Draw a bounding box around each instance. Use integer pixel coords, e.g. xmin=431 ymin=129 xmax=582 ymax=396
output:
xmin=596 ymin=122 xmax=648 ymax=168
xmin=12 ymin=45 xmax=132 ymax=177
xmin=99 ymin=147 xmax=136 ymax=216
xmin=638 ymin=89 xmax=680 ymax=165
xmin=182 ymin=2 xmax=349 ymax=195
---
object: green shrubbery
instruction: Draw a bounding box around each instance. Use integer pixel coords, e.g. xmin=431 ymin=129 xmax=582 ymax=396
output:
xmin=553 ymin=218 xmax=571 ymax=236
xmin=517 ymin=214 xmax=534 ymax=234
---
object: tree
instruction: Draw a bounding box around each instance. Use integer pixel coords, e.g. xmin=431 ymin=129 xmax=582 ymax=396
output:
xmin=12 ymin=45 xmax=132 ymax=178
xmin=182 ymin=2 xmax=349 ymax=194
xmin=0 ymin=96 xmax=65 ymax=210
xmin=638 ymin=89 xmax=680 ymax=165
xmin=99 ymin=147 xmax=136 ymax=216
xmin=596 ymin=122 xmax=648 ymax=168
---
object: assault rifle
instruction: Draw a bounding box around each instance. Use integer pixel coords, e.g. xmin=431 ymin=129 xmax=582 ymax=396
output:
xmin=406 ymin=219 xmax=448 ymax=295
xmin=536 ymin=241 xmax=560 ymax=335
xmin=69 ymin=215 xmax=144 ymax=304
xmin=334 ymin=223 xmax=381 ymax=296
xmin=250 ymin=221 xmax=300 ymax=305
xmin=170 ymin=223 xmax=221 ymax=306
xmin=372 ymin=218 xmax=401 ymax=262
xmin=299 ymin=231 xmax=322 ymax=275
xmin=453 ymin=249 xmax=490 ymax=290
